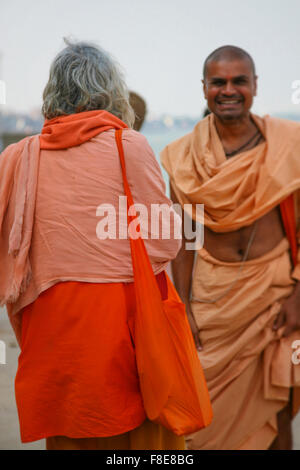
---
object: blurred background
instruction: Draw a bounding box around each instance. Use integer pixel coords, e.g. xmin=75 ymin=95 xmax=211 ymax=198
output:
xmin=1 ymin=0 xmax=300 ymax=180
xmin=1 ymin=0 xmax=300 ymax=449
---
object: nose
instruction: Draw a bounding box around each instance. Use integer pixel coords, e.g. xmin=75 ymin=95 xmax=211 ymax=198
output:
xmin=222 ymin=81 xmax=236 ymax=95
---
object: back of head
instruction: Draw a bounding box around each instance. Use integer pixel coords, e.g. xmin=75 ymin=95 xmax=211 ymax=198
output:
xmin=203 ymin=45 xmax=256 ymax=79
xmin=42 ymin=39 xmax=135 ymax=127
xmin=129 ymin=91 xmax=147 ymax=131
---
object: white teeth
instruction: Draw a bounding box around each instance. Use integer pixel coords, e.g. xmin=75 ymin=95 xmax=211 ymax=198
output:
xmin=220 ymin=100 xmax=239 ymax=104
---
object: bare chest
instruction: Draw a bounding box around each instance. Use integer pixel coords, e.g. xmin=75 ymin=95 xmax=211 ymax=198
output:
xmin=204 ymin=206 xmax=285 ymax=262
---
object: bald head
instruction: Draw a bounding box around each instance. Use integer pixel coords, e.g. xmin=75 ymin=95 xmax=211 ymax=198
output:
xmin=203 ymin=45 xmax=256 ymax=79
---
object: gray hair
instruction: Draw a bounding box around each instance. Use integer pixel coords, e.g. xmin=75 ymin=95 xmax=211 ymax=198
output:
xmin=42 ymin=39 xmax=135 ymax=127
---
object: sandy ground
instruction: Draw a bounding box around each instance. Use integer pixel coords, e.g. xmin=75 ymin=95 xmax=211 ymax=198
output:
xmin=1 ymin=306 xmax=300 ymax=450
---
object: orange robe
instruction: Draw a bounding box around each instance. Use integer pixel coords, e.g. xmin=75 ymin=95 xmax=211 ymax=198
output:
xmin=1 ymin=111 xmax=187 ymax=449
xmin=187 ymin=238 xmax=300 ymax=449
xmin=161 ymin=113 xmax=300 ymax=449
xmin=14 ymin=273 xmax=184 ymax=449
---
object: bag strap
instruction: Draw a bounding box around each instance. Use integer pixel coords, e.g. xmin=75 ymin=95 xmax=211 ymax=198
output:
xmin=280 ymin=194 xmax=298 ymax=267
xmin=115 ymin=129 xmax=136 ymax=218
xmin=115 ymin=129 xmax=155 ymax=268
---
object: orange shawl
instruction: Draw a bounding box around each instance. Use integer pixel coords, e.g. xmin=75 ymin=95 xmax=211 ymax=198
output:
xmin=161 ymin=113 xmax=300 ymax=232
xmin=0 ymin=111 xmax=127 ymax=307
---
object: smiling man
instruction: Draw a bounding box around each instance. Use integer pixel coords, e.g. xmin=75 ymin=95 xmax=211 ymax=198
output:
xmin=161 ymin=45 xmax=300 ymax=450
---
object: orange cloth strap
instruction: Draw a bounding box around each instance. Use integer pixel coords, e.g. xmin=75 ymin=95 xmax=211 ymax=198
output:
xmin=115 ymin=129 xmax=136 ymax=218
xmin=280 ymin=194 xmax=298 ymax=268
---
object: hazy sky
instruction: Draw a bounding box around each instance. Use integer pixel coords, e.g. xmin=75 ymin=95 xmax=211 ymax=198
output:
xmin=1 ymin=0 xmax=300 ymax=117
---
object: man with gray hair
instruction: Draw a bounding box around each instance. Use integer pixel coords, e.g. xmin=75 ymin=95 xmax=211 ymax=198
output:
xmin=161 ymin=45 xmax=300 ymax=450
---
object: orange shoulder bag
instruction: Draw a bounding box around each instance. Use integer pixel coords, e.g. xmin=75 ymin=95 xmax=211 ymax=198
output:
xmin=115 ymin=129 xmax=213 ymax=436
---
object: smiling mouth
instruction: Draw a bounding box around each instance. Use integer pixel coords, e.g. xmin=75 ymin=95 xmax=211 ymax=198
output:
xmin=216 ymin=99 xmax=243 ymax=105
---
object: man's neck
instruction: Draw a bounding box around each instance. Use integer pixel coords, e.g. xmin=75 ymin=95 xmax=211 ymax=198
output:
xmin=214 ymin=113 xmax=257 ymax=141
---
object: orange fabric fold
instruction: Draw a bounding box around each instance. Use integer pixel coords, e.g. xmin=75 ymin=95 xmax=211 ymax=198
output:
xmin=15 ymin=279 xmax=152 ymax=442
xmin=15 ymin=273 xmax=173 ymax=443
xmin=161 ymin=113 xmax=300 ymax=232
xmin=40 ymin=110 xmax=126 ymax=149
xmin=186 ymin=239 xmax=300 ymax=449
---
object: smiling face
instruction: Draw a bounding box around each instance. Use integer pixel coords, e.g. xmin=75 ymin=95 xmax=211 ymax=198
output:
xmin=203 ymin=59 xmax=257 ymax=122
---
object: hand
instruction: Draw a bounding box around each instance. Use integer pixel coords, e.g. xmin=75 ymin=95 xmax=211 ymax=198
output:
xmin=185 ymin=301 xmax=202 ymax=351
xmin=273 ymin=282 xmax=300 ymax=337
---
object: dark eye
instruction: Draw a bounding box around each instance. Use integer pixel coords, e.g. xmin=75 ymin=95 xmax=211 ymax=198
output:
xmin=234 ymin=78 xmax=248 ymax=85
xmin=211 ymin=80 xmax=225 ymax=86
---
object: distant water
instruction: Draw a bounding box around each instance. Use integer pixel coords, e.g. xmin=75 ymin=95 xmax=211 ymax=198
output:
xmin=142 ymin=127 xmax=194 ymax=196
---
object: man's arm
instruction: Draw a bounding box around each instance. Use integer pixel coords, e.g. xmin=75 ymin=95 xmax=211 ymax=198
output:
xmin=170 ymin=184 xmax=202 ymax=351
xmin=273 ymin=282 xmax=300 ymax=337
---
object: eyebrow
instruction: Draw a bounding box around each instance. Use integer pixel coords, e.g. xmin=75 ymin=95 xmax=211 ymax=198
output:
xmin=209 ymin=75 xmax=249 ymax=81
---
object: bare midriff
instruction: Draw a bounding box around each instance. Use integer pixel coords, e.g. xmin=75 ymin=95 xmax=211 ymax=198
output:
xmin=203 ymin=206 xmax=285 ymax=262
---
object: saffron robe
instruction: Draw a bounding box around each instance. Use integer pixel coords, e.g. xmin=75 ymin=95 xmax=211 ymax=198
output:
xmin=160 ymin=113 xmax=300 ymax=449
xmin=1 ymin=111 xmax=182 ymax=447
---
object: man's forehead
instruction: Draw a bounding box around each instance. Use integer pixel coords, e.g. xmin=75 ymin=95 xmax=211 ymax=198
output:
xmin=205 ymin=58 xmax=254 ymax=78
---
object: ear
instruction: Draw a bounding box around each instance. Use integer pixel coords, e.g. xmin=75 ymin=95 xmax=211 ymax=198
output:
xmin=202 ymin=79 xmax=208 ymax=99
xmin=253 ymin=75 xmax=258 ymax=97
